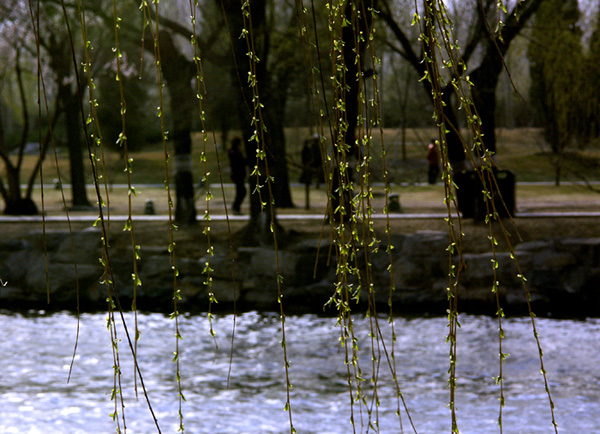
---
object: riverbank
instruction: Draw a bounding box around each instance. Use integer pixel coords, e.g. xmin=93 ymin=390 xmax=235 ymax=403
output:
xmin=1 ymin=215 xmax=599 ymax=317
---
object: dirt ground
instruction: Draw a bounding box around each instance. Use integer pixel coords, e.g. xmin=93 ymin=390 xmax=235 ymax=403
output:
xmin=3 ymin=214 xmax=598 ymax=256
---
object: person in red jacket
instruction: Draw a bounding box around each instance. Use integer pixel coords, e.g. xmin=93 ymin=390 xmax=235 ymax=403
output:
xmin=426 ymin=139 xmax=440 ymax=184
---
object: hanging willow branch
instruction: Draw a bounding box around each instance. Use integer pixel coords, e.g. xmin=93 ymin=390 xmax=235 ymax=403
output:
xmin=414 ymin=0 xmax=558 ymax=432
xmin=22 ymin=0 xmax=562 ymax=433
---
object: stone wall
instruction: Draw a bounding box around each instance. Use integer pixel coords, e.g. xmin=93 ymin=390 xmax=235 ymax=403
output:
xmin=1 ymin=228 xmax=599 ymax=316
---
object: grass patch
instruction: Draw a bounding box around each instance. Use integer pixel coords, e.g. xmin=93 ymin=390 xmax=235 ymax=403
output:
xmin=2 ymin=128 xmax=600 ymax=213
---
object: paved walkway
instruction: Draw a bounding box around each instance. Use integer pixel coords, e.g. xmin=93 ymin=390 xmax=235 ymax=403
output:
xmin=1 ymin=210 xmax=599 ymax=223
xmin=3 ymin=181 xmax=600 ymax=223
xmin=29 ymin=181 xmax=600 ymax=189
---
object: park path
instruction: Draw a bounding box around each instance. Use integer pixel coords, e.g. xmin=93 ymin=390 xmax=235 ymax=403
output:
xmin=3 ymin=180 xmax=600 ymax=223
xmin=1 ymin=210 xmax=600 ymax=223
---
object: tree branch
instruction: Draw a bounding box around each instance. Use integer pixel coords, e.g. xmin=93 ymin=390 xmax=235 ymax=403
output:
xmin=376 ymin=0 xmax=423 ymax=72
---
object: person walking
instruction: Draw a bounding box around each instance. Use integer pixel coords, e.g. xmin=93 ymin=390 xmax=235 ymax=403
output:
xmin=228 ymin=137 xmax=247 ymax=214
xmin=300 ymin=139 xmax=314 ymax=209
xmin=426 ymin=138 xmax=441 ymax=184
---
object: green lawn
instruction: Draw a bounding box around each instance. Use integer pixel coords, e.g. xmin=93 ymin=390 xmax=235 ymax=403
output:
xmin=8 ymin=127 xmax=600 ymax=185
xmin=4 ymin=127 xmax=600 ymax=215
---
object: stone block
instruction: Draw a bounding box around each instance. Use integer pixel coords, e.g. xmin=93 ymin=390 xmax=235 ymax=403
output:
xmin=531 ymin=251 xmax=576 ymax=269
xmin=208 ymin=278 xmax=241 ymax=303
xmin=242 ymin=278 xmax=278 ymax=307
xmin=401 ymin=231 xmax=447 ymax=257
xmin=515 ymin=240 xmax=554 ymax=253
xmin=392 ymin=258 xmax=428 ymax=289
xmin=460 ymin=252 xmax=520 ymax=289
xmin=26 ymin=230 xmax=69 ymax=252
xmin=3 ymin=250 xmax=37 ymax=282
xmin=25 ymin=261 xmax=102 ymax=303
xmin=529 ymin=269 xmax=564 ymax=291
xmin=197 ymin=253 xmax=238 ymax=280
xmin=555 ymin=238 xmax=600 ymax=267
xmin=55 ymin=227 xmax=103 ymax=264
xmin=294 ymin=250 xmax=332 ymax=287
xmin=240 ymin=247 xmax=297 ymax=280
xmin=140 ymin=255 xmax=175 ymax=278
xmin=177 ymin=277 xmax=240 ymax=305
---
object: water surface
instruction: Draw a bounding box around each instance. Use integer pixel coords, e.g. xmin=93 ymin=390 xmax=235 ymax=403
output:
xmin=1 ymin=311 xmax=598 ymax=433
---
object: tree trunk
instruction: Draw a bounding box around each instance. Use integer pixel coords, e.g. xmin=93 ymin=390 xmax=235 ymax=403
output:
xmin=469 ymin=0 xmax=544 ymax=155
xmin=47 ymin=28 xmax=91 ymax=210
xmin=0 ymin=78 xmax=34 ymax=214
xmin=60 ymin=84 xmax=91 ymax=208
xmin=3 ymin=197 xmax=38 ymax=215
xmin=328 ymin=0 xmax=374 ymax=221
xmin=470 ymin=59 xmax=503 ymax=156
xmin=221 ymin=0 xmax=287 ymax=244
xmin=158 ymin=30 xmax=197 ymax=225
xmin=264 ymin=87 xmax=294 ymax=208
xmin=441 ymin=91 xmax=467 ymax=170
xmin=1 ymin=165 xmax=38 ymax=215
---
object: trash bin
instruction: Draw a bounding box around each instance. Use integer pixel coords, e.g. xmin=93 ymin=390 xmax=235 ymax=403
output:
xmin=388 ymin=193 xmax=401 ymax=212
xmin=454 ymin=170 xmax=476 ymax=218
xmin=495 ymin=170 xmax=515 ymax=218
xmin=454 ymin=169 xmax=515 ymax=220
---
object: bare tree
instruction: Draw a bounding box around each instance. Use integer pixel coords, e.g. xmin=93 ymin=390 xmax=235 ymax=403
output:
xmin=0 ymin=4 xmax=60 ymax=214
xmin=528 ymin=0 xmax=586 ymax=185
xmin=377 ymin=0 xmax=545 ymax=166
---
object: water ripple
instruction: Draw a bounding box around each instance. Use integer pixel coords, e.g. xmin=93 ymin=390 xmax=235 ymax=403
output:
xmin=0 ymin=312 xmax=599 ymax=433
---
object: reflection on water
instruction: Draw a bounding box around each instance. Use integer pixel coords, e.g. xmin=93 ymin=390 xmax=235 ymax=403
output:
xmin=1 ymin=311 xmax=599 ymax=433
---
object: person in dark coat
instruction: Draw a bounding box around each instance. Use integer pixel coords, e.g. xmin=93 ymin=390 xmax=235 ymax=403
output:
xmin=310 ymin=136 xmax=324 ymax=187
xmin=228 ymin=137 xmax=246 ymax=214
xmin=300 ymin=139 xmax=314 ymax=186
